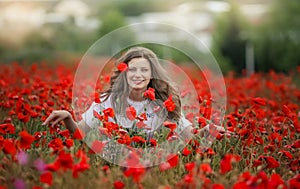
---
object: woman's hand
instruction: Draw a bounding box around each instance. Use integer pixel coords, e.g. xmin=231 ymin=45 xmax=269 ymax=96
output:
xmin=42 ymin=110 xmax=72 ymax=127
xmin=200 ymin=123 xmax=233 ymax=137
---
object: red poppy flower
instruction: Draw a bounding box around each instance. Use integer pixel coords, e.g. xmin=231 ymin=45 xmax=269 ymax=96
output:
xmin=0 ymin=123 xmax=15 ymax=134
xmin=212 ymin=184 xmax=225 ymax=189
xmin=289 ymin=174 xmax=300 ymax=189
xmin=185 ymin=162 xmax=195 ymax=172
xmin=136 ymin=121 xmax=147 ymax=128
xmin=252 ymin=97 xmax=267 ymax=106
xmin=123 ymin=167 xmax=145 ymax=183
xmin=205 ymin=148 xmax=215 ymax=155
xmin=131 ymin=136 xmax=146 ymax=144
xmin=167 ymin=154 xmax=179 ymax=168
xmin=58 ymin=129 xmax=70 ymax=138
xmin=30 ymin=110 xmax=39 ymax=118
xmin=56 ymin=150 xmax=74 ymax=170
xmin=279 ymin=150 xmax=293 ymax=159
xmin=183 ymin=174 xmax=193 ymax=184
xmin=220 ymin=154 xmax=241 ymax=174
xmin=232 ymin=181 xmax=249 ymax=189
xmin=103 ymin=107 xmax=115 ymax=119
xmin=89 ymin=140 xmax=106 ymax=154
xmin=182 ymin=147 xmax=192 ymax=156
xmin=117 ymin=134 xmax=131 ymax=145
xmin=291 ymin=140 xmax=300 ymax=148
xmin=19 ymin=131 xmax=34 ymax=149
xmin=114 ymin=180 xmax=125 ymax=189
xmin=104 ymin=75 xmax=110 ymax=83
xmin=163 ymin=121 xmax=177 ymax=131
xmin=269 ymin=173 xmax=286 ymax=188
xmin=40 ymin=171 xmax=52 ymax=186
xmin=126 ymin=106 xmax=136 ymax=121
xmin=94 ymin=92 xmax=101 ymax=103
xmin=32 ymin=186 xmax=43 ymax=189
xmin=199 ymin=163 xmax=212 ymax=174
xmin=185 ymin=112 xmax=194 ymax=123
xmin=149 ymin=138 xmax=157 ymax=147
xmin=64 ymin=138 xmax=74 ymax=148
xmin=3 ymin=139 xmax=17 ymax=156
xmin=143 ymin=87 xmax=155 ymax=100
xmin=73 ymin=128 xmax=85 ymax=140
xmin=117 ymin=62 xmax=128 ymax=72
xmin=48 ymin=138 xmax=64 ymax=152
xmin=262 ymin=156 xmax=280 ymax=169
xmin=137 ymin=112 xmax=147 ymax=121
xmin=159 ymin=162 xmax=171 ymax=171
xmin=163 ymin=95 xmax=176 ymax=112
xmin=72 ymin=158 xmax=90 ymax=178
xmin=125 ymin=150 xmax=141 ymax=167
xmin=166 ymin=131 xmax=179 ymax=141
xmin=17 ymin=113 xmax=30 ymax=123
xmin=197 ymin=117 xmax=207 ymax=127
xmin=93 ymin=110 xmax=103 ymax=121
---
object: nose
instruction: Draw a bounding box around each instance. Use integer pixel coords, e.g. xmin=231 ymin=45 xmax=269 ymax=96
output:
xmin=133 ymin=69 xmax=142 ymax=77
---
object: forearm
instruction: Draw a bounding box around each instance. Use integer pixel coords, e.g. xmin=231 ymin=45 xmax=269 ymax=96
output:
xmin=63 ymin=114 xmax=78 ymax=133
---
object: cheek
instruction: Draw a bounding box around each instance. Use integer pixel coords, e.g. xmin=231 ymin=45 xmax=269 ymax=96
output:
xmin=126 ymin=72 xmax=132 ymax=79
xmin=146 ymin=71 xmax=152 ymax=79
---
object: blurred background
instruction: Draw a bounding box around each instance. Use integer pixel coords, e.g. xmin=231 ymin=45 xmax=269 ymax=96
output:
xmin=0 ymin=0 xmax=299 ymax=74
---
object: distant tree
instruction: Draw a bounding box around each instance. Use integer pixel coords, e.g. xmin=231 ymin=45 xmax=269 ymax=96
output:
xmin=253 ymin=0 xmax=300 ymax=72
xmin=7 ymin=18 xmax=98 ymax=63
xmin=95 ymin=9 xmax=136 ymax=56
xmin=211 ymin=2 xmax=249 ymax=73
xmin=98 ymin=0 xmax=173 ymax=17
xmin=98 ymin=10 xmax=127 ymax=37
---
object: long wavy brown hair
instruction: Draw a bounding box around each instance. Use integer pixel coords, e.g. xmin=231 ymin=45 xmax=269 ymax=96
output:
xmin=101 ymin=46 xmax=181 ymax=121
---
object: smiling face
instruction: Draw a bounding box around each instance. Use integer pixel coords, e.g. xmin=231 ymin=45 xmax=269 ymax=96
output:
xmin=126 ymin=58 xmax=151 ymax=92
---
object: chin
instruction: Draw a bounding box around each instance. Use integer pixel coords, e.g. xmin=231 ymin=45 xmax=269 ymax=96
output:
xmin=129 ymin=84 xmax=146 ymax=90
xmin=131 ymin=86 xmax=147 ymax=91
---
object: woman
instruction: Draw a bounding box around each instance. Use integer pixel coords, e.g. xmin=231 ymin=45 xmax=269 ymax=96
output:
xmin=42 ymin=47 xmax=224 ymax=142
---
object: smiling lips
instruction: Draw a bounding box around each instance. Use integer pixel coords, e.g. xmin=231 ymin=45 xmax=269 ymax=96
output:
xmin=132 ymin=80 xmax=144 ymax=85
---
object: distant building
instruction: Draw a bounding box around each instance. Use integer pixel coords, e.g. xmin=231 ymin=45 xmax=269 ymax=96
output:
xmin=126 ymin=1 xmax=267 ymax=50
xmin=0 ymin=2 xmax=46 ymax=45
xmin=48 ymin=0 xmax=98 ymax=30
xmin=0 ymin=0 xmax=98 ymax=45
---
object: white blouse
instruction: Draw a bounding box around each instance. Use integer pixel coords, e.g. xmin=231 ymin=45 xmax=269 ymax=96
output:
xmin=81 ymin=95 xmax=191 ymax=136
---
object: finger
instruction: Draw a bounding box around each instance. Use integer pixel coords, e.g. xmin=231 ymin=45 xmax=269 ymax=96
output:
xmin=51 ymin=116 xmax=65 ymax=127
xmin=215 ymin=126 xmax=225 ymax=133
xmin=42 ymin=112 xmax=57 ymax=125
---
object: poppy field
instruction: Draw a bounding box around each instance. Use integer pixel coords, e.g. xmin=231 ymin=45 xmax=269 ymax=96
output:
xmin=0 ymin=62 xmax=299 ymax=189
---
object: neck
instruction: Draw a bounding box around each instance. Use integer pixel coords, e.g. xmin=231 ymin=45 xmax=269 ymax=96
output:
xmin=129 ymin=89 xmax=145 ymax=102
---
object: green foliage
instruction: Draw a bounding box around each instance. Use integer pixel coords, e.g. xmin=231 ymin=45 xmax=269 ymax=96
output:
xmin=210 ymin=49 xmax=235 ymax=74
xmin=139 ymin=43 xmax=195 ymax=63
xmin=93 ymin=9 xmax=136 ymax=56
xmin=252 ymin=0 xmax=300 ymax=72
xmin=98 ymin=0 xmax=173 ymax=17
xmin=134 ymin=42 xmax=211 ymax=64
xmin=211 ymin=1 xmax=250 ymax=74
xmin=98 ymin=10 xmax=127 ymax=37
xmin=50 ymin=24 xmax=96 ymax=53
xmin=0 ymin=18 xmax=98 ymax=64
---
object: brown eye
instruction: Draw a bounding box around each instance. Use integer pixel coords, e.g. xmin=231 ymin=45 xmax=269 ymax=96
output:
xmin=128 ymin=68 xmax=136 ymax=72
